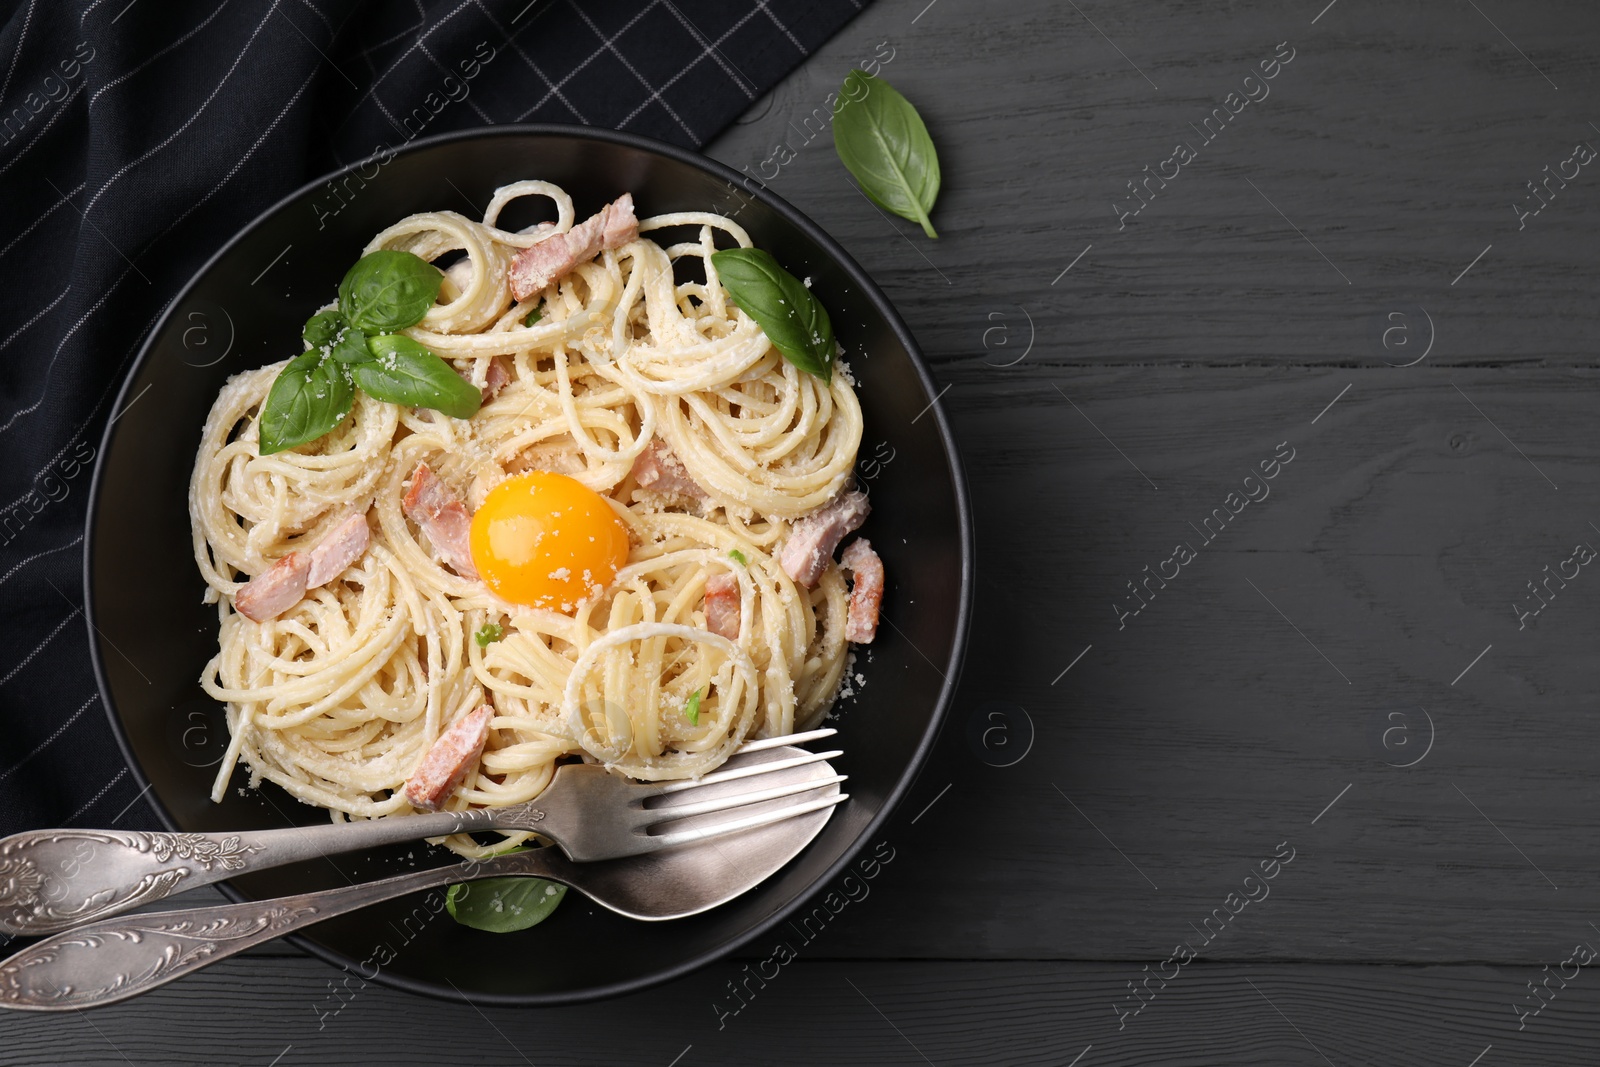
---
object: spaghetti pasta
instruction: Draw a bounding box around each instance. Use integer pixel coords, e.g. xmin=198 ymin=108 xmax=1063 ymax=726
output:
xmin=189 ymin=181 xmax=864 ymax=857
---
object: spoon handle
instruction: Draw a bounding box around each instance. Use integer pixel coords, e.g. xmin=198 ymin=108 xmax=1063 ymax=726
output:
xmin=0 ymin=851 xmax=552 ymax=1012
xmin=0 ymin=806 xmax=516 ymax=936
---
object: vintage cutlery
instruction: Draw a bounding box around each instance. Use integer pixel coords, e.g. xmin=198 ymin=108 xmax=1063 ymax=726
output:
xmin=0 ymin=730 xmax=843 ymax=936
xmin=0 ymin=749 xmax=841 ymax=1011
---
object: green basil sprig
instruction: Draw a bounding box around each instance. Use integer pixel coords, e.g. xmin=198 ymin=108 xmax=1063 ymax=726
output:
xmin=258 ymin=350 xmax=354 ymax=455
xmin=709 ymin=248 xmax=834 ymax=383
xmin=258 ymin=250 xmax=481 ymax=455
xmin=445 ymin=847 xmax=568 ymax=934
xmin=354 ymin=335 xmax=482 ymax=418
xmin=832 ymin=70 xmax=941 ymax=238
xmin=338 ymin=249 xmax=444 ymax=332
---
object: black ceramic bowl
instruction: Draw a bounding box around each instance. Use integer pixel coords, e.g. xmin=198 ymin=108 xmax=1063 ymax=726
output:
xmin=84 ymin=126 xmax=970 ymax=1005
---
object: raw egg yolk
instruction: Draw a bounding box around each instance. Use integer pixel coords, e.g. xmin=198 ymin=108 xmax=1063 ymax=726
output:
xmin=469 ymin=471 xmax=629 ymax=611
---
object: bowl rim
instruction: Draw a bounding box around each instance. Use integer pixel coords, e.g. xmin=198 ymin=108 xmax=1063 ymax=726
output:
xmin=83 ymin=122 xmax=973 ymax=1007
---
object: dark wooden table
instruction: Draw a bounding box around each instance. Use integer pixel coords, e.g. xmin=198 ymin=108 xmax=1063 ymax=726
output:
xmin=14 ymin=0 xmax=1600 ymax=1062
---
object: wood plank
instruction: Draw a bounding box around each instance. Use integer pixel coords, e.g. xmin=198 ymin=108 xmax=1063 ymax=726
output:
xmin=707 ymin=0 xmax=1600 ymax=369
xmin=806 ymin=368 xmax=1600 ymax=962
xmin=3 ymin=958 xmax=1594 ymax=1066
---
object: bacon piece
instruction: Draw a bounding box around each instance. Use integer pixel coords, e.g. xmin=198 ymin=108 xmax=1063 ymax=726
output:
xmin=509 ymin=193 xmax=637 ymax=300
xmin=402 ymin=463 xmax=479 ymax=579
xmin=306 ymin=511 xmax=371 ymax=588
xmin=840 ymin=539 xmax=883 ymax=643
xmin=631 ymin=438 xmax=706 ymax=499
xmin=403 ymin=703 xmax=493 ymax=811
xmin=481 ymin=356 xmax=512 ymax=401
xmin=704 ymin=571 xmax=740 ymax=640
xmin=234 ymin=552 xmax=310 ymax=623
xmin=778 ymin=491 xmax=871 ymax=589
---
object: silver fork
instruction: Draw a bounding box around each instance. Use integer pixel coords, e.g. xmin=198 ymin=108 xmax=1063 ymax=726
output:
xmin=0 ymin=728 xmax=846 ymax=936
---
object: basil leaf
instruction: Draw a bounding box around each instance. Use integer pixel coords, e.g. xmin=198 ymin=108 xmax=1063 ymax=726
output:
xmin=445 ymin=847 xmax=568 ymax=934
xmin=303 ymin=310 xmax=373 ymax=366
xmin=338 ymin=250 xmax=442 ymax=333
xmin=258 ymin=351 xmax=354 ymax=455
xmin=352 ymin=335 xmax=482 ymax=420
xmin=685 ymin=687 xmax=702 ymax=726
xmin=302 ymin=309 xmax=344 ymax=351
xmin=329 ymin=321 xmax=374 ymax=364
xmin=833 ymin=70 xmax=941 ymax=238
xmin=709 ymin=248 xmax=834 ymax=383
xmin=475 ymin=622 xmax=503 ymax=647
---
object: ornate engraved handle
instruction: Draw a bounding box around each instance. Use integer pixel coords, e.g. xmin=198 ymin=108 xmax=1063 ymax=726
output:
xmin=0 ymin=805 xmax=524 ymax=936
xmin=0 ymin=856 xmax=545 ymax=1011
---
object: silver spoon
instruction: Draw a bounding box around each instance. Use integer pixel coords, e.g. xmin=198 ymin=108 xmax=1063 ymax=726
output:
xmin=0 ymin=728 xmax=843 ymax=936
xmin=0 ymin=754 xmax=841 ymax=1012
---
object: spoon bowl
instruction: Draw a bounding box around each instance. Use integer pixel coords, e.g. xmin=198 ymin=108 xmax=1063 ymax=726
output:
xmin=0 ymin=752 xmax=840 ymax=1012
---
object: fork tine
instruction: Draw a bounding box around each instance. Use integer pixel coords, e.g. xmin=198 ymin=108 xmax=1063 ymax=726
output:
xmin=733 ymin=728 xmax=837 ymax=754
xmin=653 ymin=749 xmax=844 ymax=794
xmin=645 ymin=792 xmax=848 ymax=850
xmin=648 ymin=774 xmax=848 ymax=821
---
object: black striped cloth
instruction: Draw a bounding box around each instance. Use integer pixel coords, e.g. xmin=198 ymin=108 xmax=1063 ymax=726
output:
xmin=0 ymin=0 xmax=867 ymax=843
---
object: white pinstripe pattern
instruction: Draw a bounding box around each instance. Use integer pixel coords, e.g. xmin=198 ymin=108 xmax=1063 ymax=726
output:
xmin=757 ymin=0 xmax=807 ymax=54
xmin=0 ymin=290 xmax=67 ymax=356
xmin=334 ymin=0 xmax=472 ymax=131
xmin=135 ymin=74 xmax=315 ymax=248
xmin=616 ymin=2 xmax=769 ymax=130
xmin=0 ymin=607 xmax=78 ymax=688
xmin=349 ymin=10 xmax=429 ymax=62
xmin=87 ymin=0 xmax=234 ymax=109
xmin=0 ymin=183 xmax=81 ymax=261
xmin=0 ymin=533 xmax=82 ymax=589
xmin=78 ymin=0 xmax=115 ymax=24
xmin=511 ymin=0 xmax=664 ymax=121
xmin=0 ymin=258 xmax=148 ymax=437
xmin=471 ymin=0 xmax=587 ymax=122
xmin=0 ymin=16 xmax=316 ymax=443
xmin=67 ymin=767 xmax=128 ymax=824
xmin=568 ymin=0 xmax=695 ymax=139
xmin=78 ymin=0 xmax=284 ymax=221
xmin=296 ymin=0 xmax=334 ymax=34
xmin=659 ymin=0 xmax=757 ymax=98
xmin=418 ymin=40 xmax=492 ymax=123
xmin=0 ymin=299 xmax=167 ymax=508
xmin=0 ymin=0 xmax=37 ymax=109
xmin=0 ymin=691 xmax=96 ymax=782
xmin=0 ymin=80 xmax=86 ymax=179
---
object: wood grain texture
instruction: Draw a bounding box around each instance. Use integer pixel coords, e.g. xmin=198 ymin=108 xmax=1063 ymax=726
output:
xmin=697 ymin=0 xmax=1600 ymax=965
xmin=708 ymin=0 xmax=1600 ymax=370
xmin=3 ymin=957 xmax=1597 ymax=1066
xmin=802 ymin=368 xmax=1600 ymax=962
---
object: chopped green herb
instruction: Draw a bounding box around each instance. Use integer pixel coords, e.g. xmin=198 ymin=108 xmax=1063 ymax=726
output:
xmin=728 ymin=548 xmax=748 ymax=566
xmin=521 ymin=304 xmax=542 ymax=327
xmin=475 ymin=623 xmax=504 ymax=647
xmin=684 ymin=688 xmax=703 ymax=726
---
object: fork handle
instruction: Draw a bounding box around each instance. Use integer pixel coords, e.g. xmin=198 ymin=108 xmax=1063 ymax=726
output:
xmin=0 ymin=850 xmax=559 ymax=1012
xmin=0 ymin=808 xmax=509 ymax=936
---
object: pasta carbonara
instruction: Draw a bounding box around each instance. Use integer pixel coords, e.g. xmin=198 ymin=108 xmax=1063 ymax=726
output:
xmin=188 ymin=181 xmax=882 ymax=857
